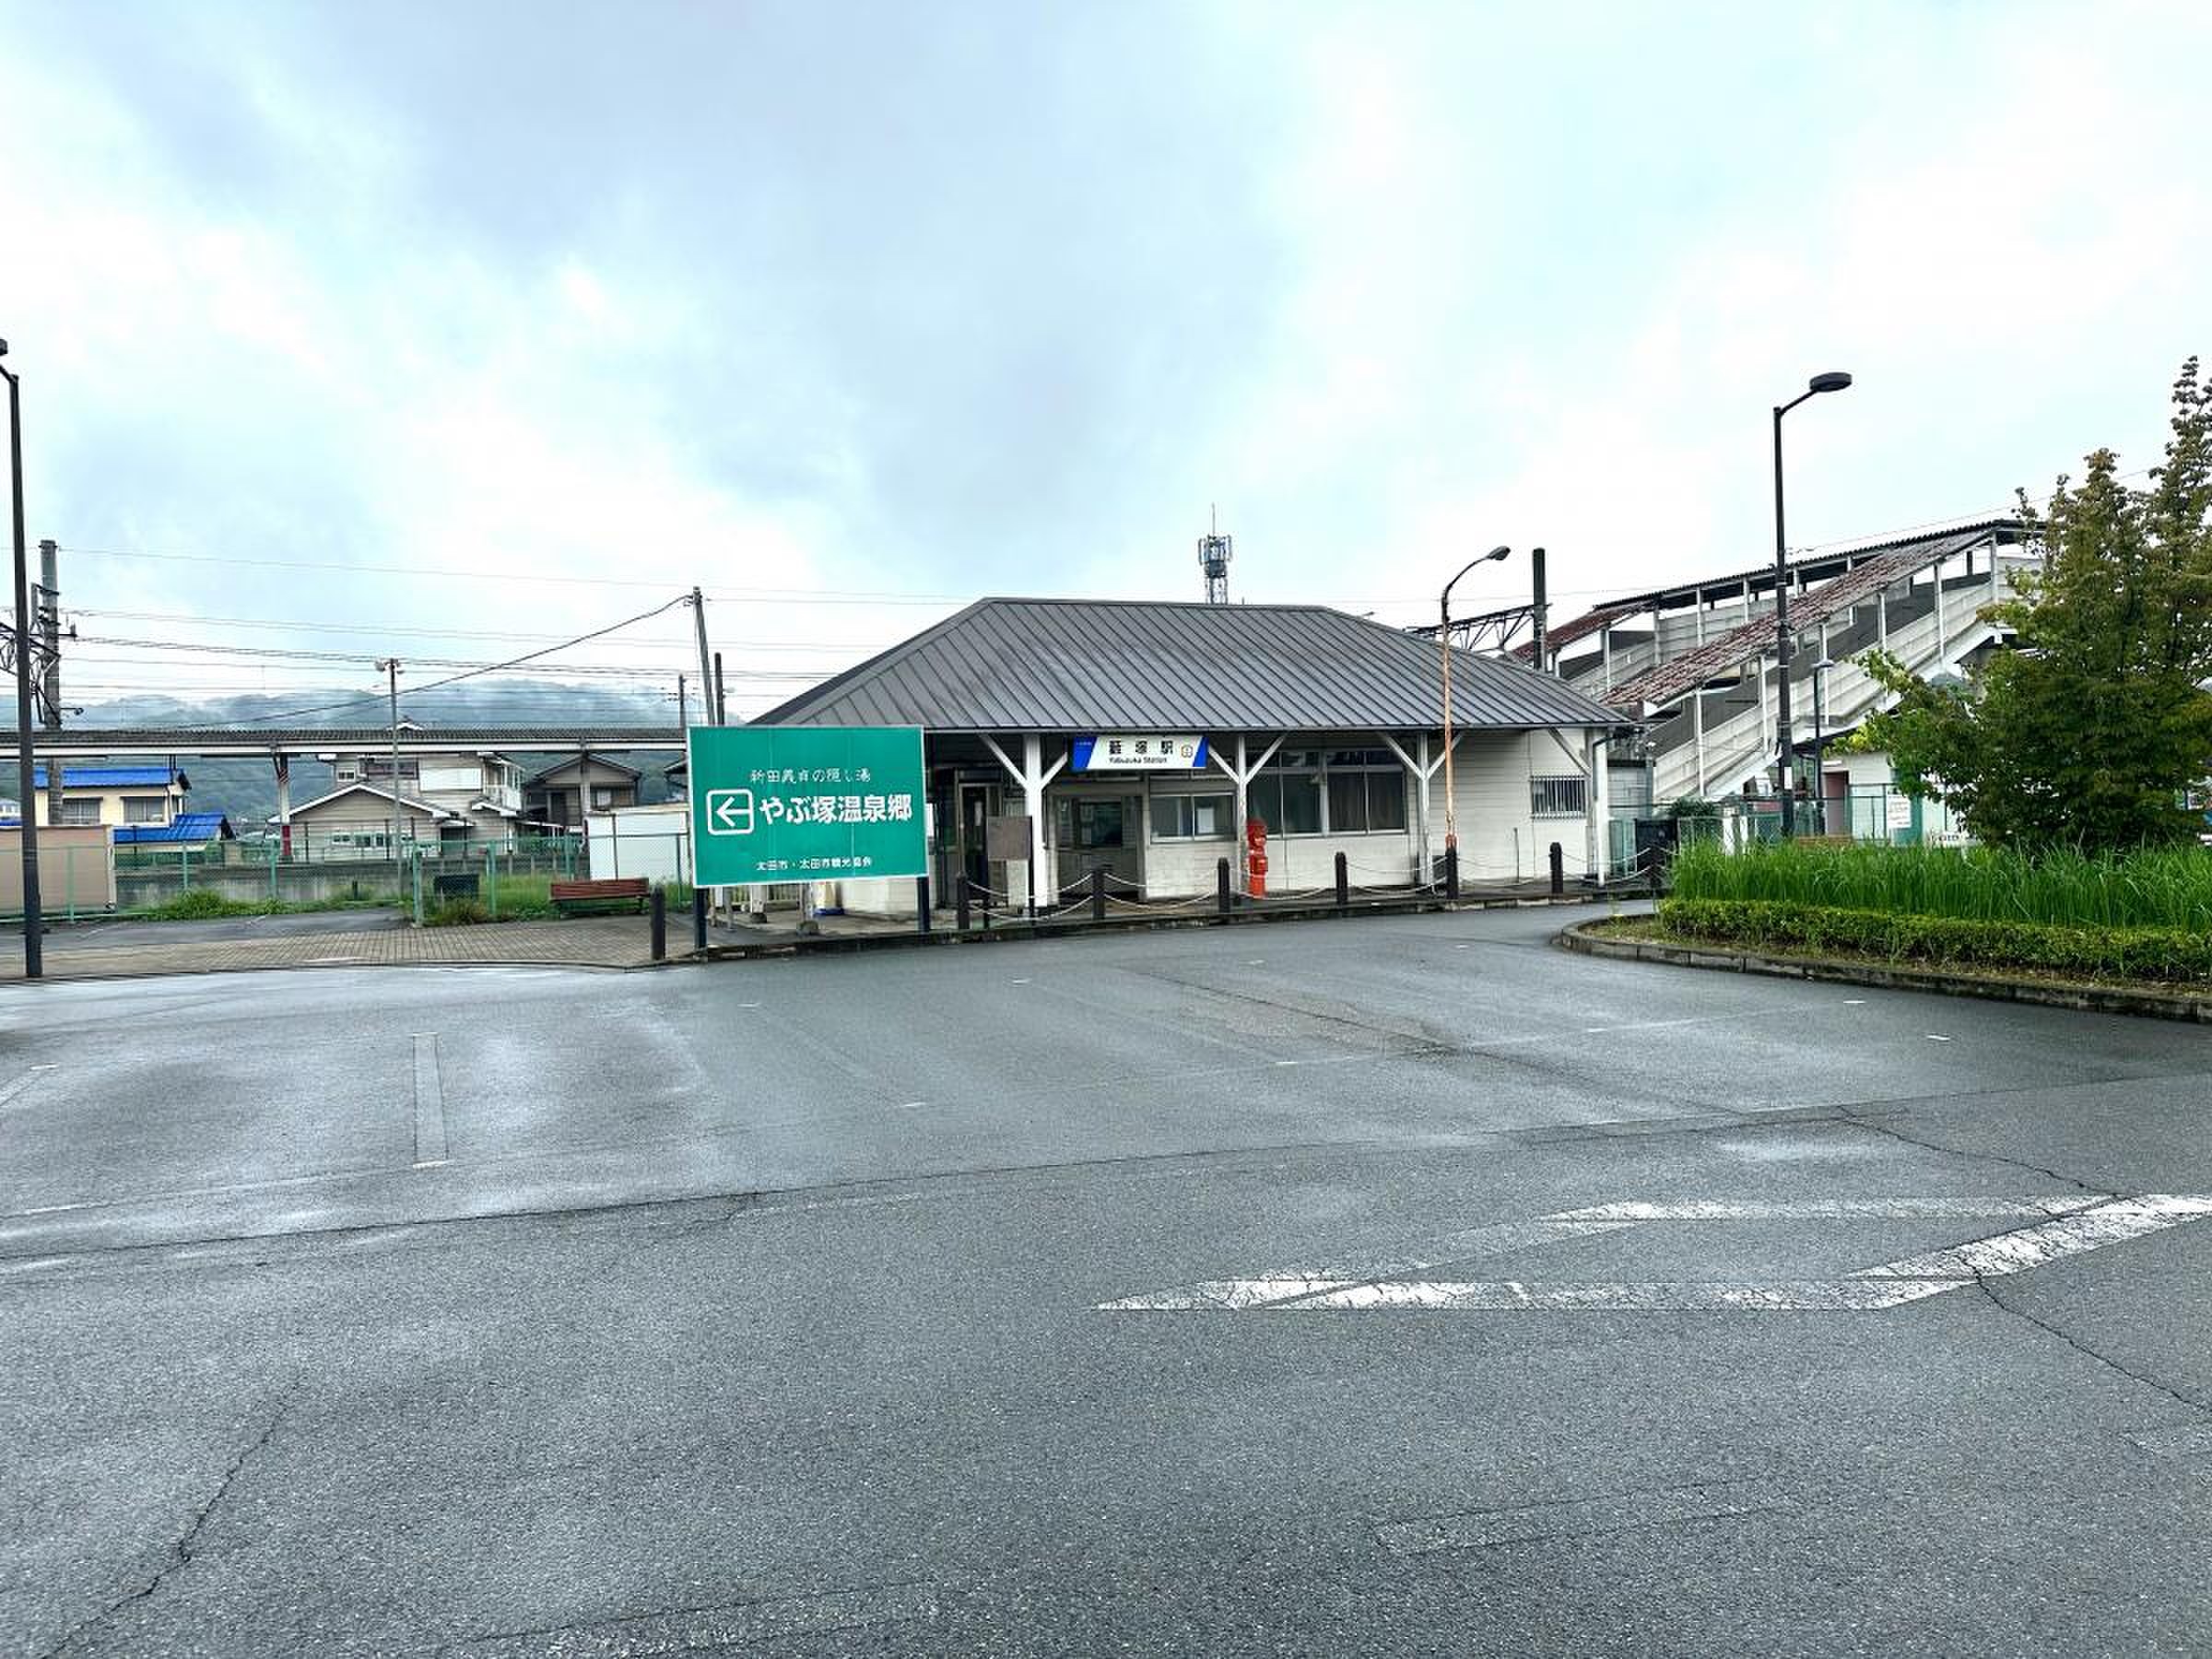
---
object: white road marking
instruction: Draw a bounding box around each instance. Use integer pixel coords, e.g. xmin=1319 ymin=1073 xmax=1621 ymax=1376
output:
xmin=1296 ymin=1278 xmax=1958 ymax=1312
xmin=1378 ymin=1481 xmax=1784 ymax=1554
xmin=1100 ymin=1194 xmax=2212 ymax=1315
xmin=1926 ymin=1034 xmax=1953 ymax=1042
xmin=1010 ymin=978 xmax=1030 ymax=984
xmin=1106 ymin=1219 xmax=1636 ymax=1311
xmin=1100 ymin=1276 xmax=1355 ymax=1312
xmin=1552 ymin=1196 xmax=2104 ymax=1222
xmin=1272 ymin=1059 xmax=1300 ymax=1067
xmin=1843 ymin=998 xmax=1866 ymax=1005
xmin=412 ymin=1033 xmax=448 ymax=1168
xmin=738 ymin=1001 xmax=761 ymax=1009
xmin=0 ymin=1065 xmax=57 ymax=1110
xmin=894 ymin=1100 xmax=927 ymax=1111
xmin=1854 ymin=1195 xmax=2212 ymax=1280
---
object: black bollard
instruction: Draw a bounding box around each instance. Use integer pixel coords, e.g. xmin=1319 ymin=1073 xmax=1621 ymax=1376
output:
xmin=1335 ymin=850 xmax=1348 ymax=912
xmin=1444 ymin=845 xmax=1460 ymax=901
xmin=1548 ymin=841 xmax=1564 ymax=897
xmin=650 ymin=886 xmax=666 ymax=960
xmin=1090 ymin=864 xmax=1106 ymax=922
xmin=1217 ymin=857 xmax=1231 ymax=915
xmin=957 ymin=873 xmax=971 ymax=934
xmin=691 ymin=885 xmax=708 ymax=951
xmin=916 ymin=875 xmax=932 ymax=935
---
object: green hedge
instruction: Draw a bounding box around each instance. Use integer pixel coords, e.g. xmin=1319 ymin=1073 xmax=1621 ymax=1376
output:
xmin=1657 ymin=897 xmax=2212 ymax=982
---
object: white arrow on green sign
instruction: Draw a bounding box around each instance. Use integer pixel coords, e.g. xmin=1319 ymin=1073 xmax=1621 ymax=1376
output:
xmin=686 ymin=725 xmax=928 ymax=886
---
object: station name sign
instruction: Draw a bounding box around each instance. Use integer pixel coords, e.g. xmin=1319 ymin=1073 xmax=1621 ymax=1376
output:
xmin=1071 ymin=735 xmax=1209 ymax=771
xmin=687 ymin=724 xmax=928 ymax=886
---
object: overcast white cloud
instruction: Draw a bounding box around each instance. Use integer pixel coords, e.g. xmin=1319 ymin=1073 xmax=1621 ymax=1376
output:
xmin=1 ymin=0 xmax=2206 ymax=709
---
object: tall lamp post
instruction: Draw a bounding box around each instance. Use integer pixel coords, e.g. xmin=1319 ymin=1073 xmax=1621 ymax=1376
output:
xmin=1440 ymin=546 xmax=1511 ymax=863
xmin=1810 ymin=656 xmax=1836 ymax=836
xmin=1771 ymin=370 xmax=1852 ymax=837
xmin=1 ymin=340 xmax=41 ymax=980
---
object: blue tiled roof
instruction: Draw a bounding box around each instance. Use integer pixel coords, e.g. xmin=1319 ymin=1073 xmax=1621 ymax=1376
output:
xmin=31 ymin=765 xmax=180 ymax=788
xmin=112 ymin=812 xmax=232 ymax=845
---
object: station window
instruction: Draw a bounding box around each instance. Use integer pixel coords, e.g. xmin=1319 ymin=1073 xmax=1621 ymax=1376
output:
xmin=123 ymin=795 xmax=170 ymax=824
xmin=57 ymin=799 xmax=102 ymax=826
xmin=1531 ymin=776 xmax=1588 ymax=817
xmin=1249 ymin=764 xmax=1322 ymax=835
xmin=1153 ymin=792 xmax=1233 ymax=841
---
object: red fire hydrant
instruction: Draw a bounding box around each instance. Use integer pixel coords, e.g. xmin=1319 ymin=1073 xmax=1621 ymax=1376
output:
xmin=1245 ymin=817 xmax=1269 ymax=899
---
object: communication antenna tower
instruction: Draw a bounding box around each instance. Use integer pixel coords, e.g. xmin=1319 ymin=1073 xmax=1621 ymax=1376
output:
xmin=1197 ymin=505 xmax=1232 ymax=606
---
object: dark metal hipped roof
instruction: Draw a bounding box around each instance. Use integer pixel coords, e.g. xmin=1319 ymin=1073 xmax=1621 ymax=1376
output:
xmin=752 ymin=598 xmax=1627 ymax=734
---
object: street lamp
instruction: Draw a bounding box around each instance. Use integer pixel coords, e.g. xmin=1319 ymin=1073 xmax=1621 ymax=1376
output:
xmin=1440 ymin=546 xmax=1511 ymax=871
xmin=1810 ymin=656 xmax=1836 ymax=836
xmin=0 ymin=339 xmax=41 ymax=980
xmin=1771 ymin=370 xmax=1852 ymax=836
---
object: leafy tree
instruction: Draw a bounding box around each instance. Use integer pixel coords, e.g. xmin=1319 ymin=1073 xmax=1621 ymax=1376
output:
xmin=1860 ymin=358 xmax=2212 ymax=852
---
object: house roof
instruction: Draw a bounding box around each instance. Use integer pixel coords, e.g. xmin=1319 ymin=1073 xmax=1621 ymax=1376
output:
xmin=524 ymin=755 xmax=642 ymax=786
xmin=31 ymin=764 xmax=185 ymax=789
xmin=751 ymin=597 xmax=1628 ymax=734
xmin=113 ymin=812 xmax=233 ymax=844
xmin=271 ymin=781 xmax=457 ymax=822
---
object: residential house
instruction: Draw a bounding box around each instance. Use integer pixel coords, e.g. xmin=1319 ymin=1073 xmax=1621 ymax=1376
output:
xmin=275 ymin=745 xmax=524 ymax=859
xmin=17 ymin=763 xmax=191 ymax=830
xmin=524 ymin=755 xmax=640 ymax=830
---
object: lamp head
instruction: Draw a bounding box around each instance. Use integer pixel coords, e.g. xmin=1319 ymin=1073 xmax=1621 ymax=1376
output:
xmin=1808 ymin=371 xmax=1852 ymax=394
xmin=1486 ymin=545 xmax=1511 ymax=562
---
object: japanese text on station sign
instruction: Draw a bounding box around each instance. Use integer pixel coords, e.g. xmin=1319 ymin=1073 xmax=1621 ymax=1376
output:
xmin=686 ymin=725 xmax=927 ymax=885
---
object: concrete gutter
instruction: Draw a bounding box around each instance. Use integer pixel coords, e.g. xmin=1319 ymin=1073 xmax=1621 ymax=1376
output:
xmin=1557 ymin=918 xmax=2212 ymax=1024
xmin=699 ymin=890 xmax=1614 ymax=961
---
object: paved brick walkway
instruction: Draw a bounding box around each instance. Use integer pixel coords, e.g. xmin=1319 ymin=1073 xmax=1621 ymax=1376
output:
xmin=20 ymin=917 xmax=665 ymax=982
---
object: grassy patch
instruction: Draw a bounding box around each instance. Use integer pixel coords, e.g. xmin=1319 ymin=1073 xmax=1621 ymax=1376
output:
xmin=1670 ymin=839 xmax=2212 ymax=930
xmin=1655 ymin=896 xmax=2212 ymax=983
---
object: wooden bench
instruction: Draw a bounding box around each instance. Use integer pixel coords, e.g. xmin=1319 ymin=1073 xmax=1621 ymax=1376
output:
xmin=549 ymin=877 xmax=651 ymax=916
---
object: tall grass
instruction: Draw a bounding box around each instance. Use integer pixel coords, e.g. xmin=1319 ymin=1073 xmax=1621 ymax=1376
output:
xmin=1670 ymin=839 xmax=2212 ymax=931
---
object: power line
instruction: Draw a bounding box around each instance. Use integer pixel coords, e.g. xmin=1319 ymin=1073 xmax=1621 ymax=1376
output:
xmin=112 ymin=593 xmax=700 ymax=730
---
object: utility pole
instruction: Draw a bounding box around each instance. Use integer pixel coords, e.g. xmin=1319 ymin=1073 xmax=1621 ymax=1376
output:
xmin=673 ymin=672 xmax=688 ymax=730
xmin=2 ymin=339 xmax=41 ymax=979
xmin=38 ymin=538 xmax=62 ymax=829
xmin=713 ymin=651 xmax=727 ymax=725
xmin=1530 ymin=546 xmax=1549 ymax=673
xmin=376 ymin=658 xmax=404 ymax=897
xmin=689 ymin=589 xmax=715 ymax=727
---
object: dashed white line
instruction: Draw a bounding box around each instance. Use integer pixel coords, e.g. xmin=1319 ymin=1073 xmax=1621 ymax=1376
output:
xmin=1926 ymin=1034 xmax=1953 ymax=1042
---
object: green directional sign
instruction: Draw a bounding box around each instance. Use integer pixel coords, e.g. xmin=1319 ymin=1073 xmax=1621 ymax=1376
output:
xmin=687 ymin=725 xmax=928 ymax=886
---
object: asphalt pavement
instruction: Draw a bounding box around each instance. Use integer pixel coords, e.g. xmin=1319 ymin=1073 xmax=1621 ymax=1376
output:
xmin=1 ymin=905 xmax=2207 ymax=1656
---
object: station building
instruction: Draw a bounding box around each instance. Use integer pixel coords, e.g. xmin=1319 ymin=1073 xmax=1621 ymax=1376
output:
xmin=748 ymin=596 xmax=1631 ymax=912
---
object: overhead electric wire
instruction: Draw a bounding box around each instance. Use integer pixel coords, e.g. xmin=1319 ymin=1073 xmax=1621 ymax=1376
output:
xmin=112 ymin=593 xmax=701 ymax=730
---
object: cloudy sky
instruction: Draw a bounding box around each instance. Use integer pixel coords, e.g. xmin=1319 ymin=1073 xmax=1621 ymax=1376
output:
xmin=2 ymin=1 xmax=2206 ymax=714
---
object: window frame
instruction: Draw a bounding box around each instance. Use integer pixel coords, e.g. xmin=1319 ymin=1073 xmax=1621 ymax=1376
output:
xmin=1530 ymin=775 xmax=1590 ymax=818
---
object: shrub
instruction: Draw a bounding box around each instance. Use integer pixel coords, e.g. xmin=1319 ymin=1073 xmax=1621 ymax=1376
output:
xmin=147 ymin=888 xmax=274 ymax=921
xmin=1658 ymin=897 xmax=2212 ymax=982
xmin=1669 ymin=838 xmax=2212 ymax=931
xmin=425 ymin=897 xmax=494 ymax=927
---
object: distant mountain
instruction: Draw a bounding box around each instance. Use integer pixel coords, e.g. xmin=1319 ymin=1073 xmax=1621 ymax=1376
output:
xmin=14 ymin=678 xmax=686 ymax=827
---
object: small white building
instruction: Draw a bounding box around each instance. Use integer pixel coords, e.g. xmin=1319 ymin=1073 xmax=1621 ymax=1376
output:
xmin=745 ymin=595 xmax=1633 ymax=914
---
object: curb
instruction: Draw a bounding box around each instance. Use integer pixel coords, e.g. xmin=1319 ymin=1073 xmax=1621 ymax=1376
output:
xmin=697 ymin=890 xmax=1617 ymax=961
xmin=1556 ymin=919 xmax=2212 ymax=1024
